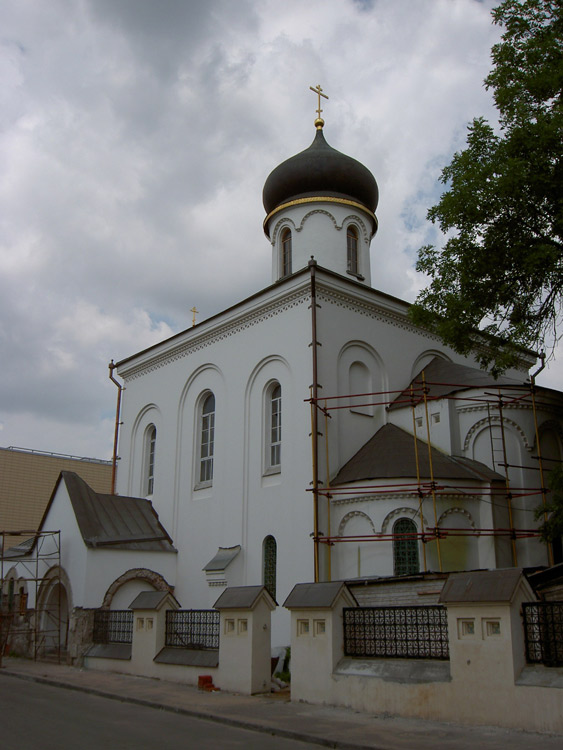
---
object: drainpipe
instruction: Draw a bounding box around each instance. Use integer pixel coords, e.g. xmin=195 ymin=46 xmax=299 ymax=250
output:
xmin=108 ymin=360 xmax=123 ymax=495
xmin=309 ymin=259 xmax=321 ymax=582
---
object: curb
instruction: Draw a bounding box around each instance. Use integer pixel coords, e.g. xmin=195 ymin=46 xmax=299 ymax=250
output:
xmin=0 ymin=669 xmax=381 ymax=750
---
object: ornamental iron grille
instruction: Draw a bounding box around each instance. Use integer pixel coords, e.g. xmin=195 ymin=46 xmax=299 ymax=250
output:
xmin=343 ymin=606 xmax=449 ymax=660
xmin=393 ymin=518 xmax=420 ymax=576
xmin=522 ymin=602 xmax=563 ymax=667
xmin=165 ymin=609 xmax=219 ymax=650
xmin=93 ymin=610 xmax=133 ymax=644
xmin=263 ymin=535 xmax=277 ymax=601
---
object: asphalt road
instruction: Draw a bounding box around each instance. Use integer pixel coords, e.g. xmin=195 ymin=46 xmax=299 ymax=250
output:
xmin=0 ymin=677 xmax=319 ymax=750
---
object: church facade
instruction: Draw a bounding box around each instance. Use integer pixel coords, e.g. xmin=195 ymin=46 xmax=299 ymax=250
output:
xmin=4 ymin=111 xmax=562 ymax=649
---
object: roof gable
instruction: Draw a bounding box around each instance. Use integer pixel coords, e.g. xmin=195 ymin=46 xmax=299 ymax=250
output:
xmin=60 ymin=472 xmax=175 ymax=552
xmin=332 ymin=424 xmax=503 ymax=485
xmin=390 ymin=357 xmax=525 ymax=411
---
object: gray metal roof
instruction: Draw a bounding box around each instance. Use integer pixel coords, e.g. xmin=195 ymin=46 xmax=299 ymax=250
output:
xmin=129 ymin=591 xmax=178 ymax=610
xmin=203 ymin=545 xmax=241 ymax=572
xmin=389 ymin=357 xmax=525 ymax=411
xmin=332 ymin=424 xmax=504 ymax=485
xmin=61 ymin=471 xmax=175 ymax=552
xmin=439 ymin=568 xmax=525 ymax=603
xmin=283 ymin=581 xmax=357 ymax=609
xmin=213 ymin=585 xmax=276 ymax=609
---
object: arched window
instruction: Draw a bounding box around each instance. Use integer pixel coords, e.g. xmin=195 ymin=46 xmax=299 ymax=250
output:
xmin=347 ymin=225 xmax=359 ymax=275
xmin=144 ymin=425 xmax=157 ymax=495
xmin=281 ymin=228 xmax=292 ymax=278
xmin=268 ymin=383 xmax=282 ymax=469
xmin=393 ymin=518 xmax=419 ymax=576
xmin=199 ymin=393 xmax=215 ymax=484
xmin=263 ymin=535 xmax=277 ymax=600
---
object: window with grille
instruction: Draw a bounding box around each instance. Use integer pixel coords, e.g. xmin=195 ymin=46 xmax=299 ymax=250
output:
xmin=263 ymin=535 xmax=277 ymax=600
xmin=393 ymin=518 xmax=419 ymax=576
xmin=199 ymin=393 xmax=215 ymax=484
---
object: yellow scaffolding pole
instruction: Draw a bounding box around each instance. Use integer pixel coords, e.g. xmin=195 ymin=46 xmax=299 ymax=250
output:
xmin=530 ymin=377 xmax=554 ymax=567
xmin=497 ymin=391 xmax=518 ymax=566
xmin=410 ymin=385 xmax=427 ymax=572
xmin=422 ymin=371 xmax=442 ymax=572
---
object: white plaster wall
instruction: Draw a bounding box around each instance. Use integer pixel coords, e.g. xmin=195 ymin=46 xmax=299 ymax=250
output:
xmin=82 ymin=549 xmax=177 ymax=608
xmin=25 ymin=482 xmax=89 ymax=609
xmin=267 ymin=202 xmax=374 ymax=285
xmin=116 ymin=274 xmax=316 ymax=648
xmin=110 ymin=263 xmax=556 ymax=648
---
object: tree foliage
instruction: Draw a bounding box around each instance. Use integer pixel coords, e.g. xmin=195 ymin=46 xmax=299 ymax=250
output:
xmin=410 ymin=0 xmax=563 ymax=373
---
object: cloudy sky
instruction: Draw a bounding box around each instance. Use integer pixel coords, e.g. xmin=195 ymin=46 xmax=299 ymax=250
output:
xmin=1 ymin=0 xmax=559 ymax=461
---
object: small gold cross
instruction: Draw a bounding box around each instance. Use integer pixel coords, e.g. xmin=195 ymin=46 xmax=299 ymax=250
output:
xmin=309 ymin=84 xmax=329 ymax=128
xmin=190 ymin=306 xmax=199 ymax=327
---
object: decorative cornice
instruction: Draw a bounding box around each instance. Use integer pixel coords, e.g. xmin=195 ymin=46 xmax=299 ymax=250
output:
xmin=437 ymin=506 xmax=476 ymax=529
xmin=463 ymin=415 xmax=533 ymax=454
xmin=337 ymin=510 xmax=377 ymax=537
xmin=121 ymin=287 xmax=310 ymax=381
xmin=264 ymin=196 xmax=377 ymax=237
xmin=332 ymin=492 xmax=470 ymax=507
xmin=381 ymin=507 xmax=427 ymax=534
xmin=316 ymin=285 xmax=441 ymax=343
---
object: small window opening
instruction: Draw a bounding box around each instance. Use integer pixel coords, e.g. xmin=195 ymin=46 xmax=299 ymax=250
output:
xmin=347 ymin=225 xmax=359 ymax=275
xmin=281 ymin=228 xmax=292 ymax=277
xmin=200 ymin=393 xmax=215 ymax=483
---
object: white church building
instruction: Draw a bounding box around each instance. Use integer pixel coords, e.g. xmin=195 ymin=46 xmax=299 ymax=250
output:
xmin=4 ymin=107 xmax=562 ymax=650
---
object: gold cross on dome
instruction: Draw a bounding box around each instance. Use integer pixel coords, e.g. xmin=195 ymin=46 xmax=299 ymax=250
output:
xmin=309 ymin=84 xmax=329 ymax=128
xmin=190 ymin=306 xmax=198 ymax=327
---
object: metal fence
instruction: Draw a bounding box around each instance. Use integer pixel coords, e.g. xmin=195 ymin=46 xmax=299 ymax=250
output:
xmin=93 ymin=610 xmax=133 ymax=644
xmin=522 ymin=601 xmax=563 ymax=667
xmin=165 ymin=609 xmax=220 ymax=650
xmin=343 ymin=606 xmax=449 ymax=660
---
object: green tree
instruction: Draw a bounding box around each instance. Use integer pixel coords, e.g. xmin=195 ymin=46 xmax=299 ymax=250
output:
xmin=410 ymin=0 xmax=563 ymax=373
xmin=535 ymin=463 xmax=563 ymax=550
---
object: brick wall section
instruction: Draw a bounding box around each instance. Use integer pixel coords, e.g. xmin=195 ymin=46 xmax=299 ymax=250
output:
xmin=0 ymin=447 xmax=112 ymax=547
xmin=348 ymin=574 xmax=448 ymax=607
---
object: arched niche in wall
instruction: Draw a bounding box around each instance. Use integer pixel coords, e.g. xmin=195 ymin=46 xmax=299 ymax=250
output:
xmin=469 ymin=419 xmax=526 ymax=489
xmin=176 ymin=363 xmax=225 ymax=501
xmin=334 ymin=510 xmax=382 ymax=580
xmin=337 ymin=341 xmax=387 ymax=420
xmin=432 ymin=508 xmax=479 ymax=573
xmin=102 ymin=568 xmax=173 ymax=609
xmin=129 ymin=403 xmax=162 ymax=498
xmin=243 ymin=355 xmax=292 ymax=480
xmin=410 ymin=351 xmax=451 ymax=381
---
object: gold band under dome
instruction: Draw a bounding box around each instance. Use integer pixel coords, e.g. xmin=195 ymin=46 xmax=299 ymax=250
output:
xmin=263 ymin=196 xmax=378 ymax=238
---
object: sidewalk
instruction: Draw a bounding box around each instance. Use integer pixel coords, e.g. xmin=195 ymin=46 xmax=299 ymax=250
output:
xmin=1 ymin=656 xmax=561 ymax=750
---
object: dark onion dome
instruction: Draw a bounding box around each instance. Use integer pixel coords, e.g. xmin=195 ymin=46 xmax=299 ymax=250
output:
xmin=262 ymin=127 xmax=379 ymax=219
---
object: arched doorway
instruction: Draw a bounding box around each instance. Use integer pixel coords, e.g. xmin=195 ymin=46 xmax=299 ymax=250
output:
xmin=36 ymin=568 xmax=72 ymax=657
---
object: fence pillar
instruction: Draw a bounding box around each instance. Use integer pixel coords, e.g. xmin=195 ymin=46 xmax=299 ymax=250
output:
xmin=129 ymin=591 xmax=180 ymax=675
xmin=440 ymin=569 xmax=536 ymax=690
xmin=214 ymin=585 xmax=276 ymax=694
xmin=284 ymin=582 xmax=358 ymax=703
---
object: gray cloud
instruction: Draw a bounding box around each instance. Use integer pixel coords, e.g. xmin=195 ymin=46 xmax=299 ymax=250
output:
xmin=4 ymin=0 xmax=551 ymax=459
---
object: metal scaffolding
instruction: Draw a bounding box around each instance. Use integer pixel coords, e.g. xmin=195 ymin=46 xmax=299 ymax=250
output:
xmin=0 ymin=530 xmax=62 ymax=664
xmin=308 ymin=371 xmax=556 ymax=580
